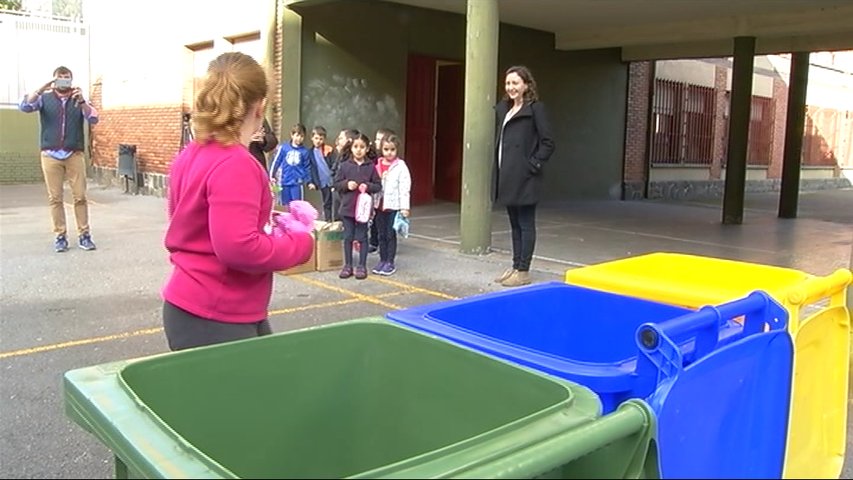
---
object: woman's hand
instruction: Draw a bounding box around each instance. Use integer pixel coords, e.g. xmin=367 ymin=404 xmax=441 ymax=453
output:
xmin=401 ymin=209 xmax=410 ymax=217
xmin=527 ymin=158 xmax=543 ymax=175
xmin=347 ymin=180 xmax=357 ymax=191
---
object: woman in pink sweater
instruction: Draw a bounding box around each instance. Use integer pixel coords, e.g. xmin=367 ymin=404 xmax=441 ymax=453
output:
xmin=161 ymin=52 xmax=314 ymax=351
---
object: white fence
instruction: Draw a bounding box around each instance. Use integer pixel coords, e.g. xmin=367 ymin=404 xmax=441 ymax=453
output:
xmin=0 ymin=10 xmax=89 ymax=107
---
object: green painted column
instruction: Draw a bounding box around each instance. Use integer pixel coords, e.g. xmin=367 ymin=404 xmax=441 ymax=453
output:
xmin=778 ymin=52 xmax=810 ymax=219
xmin=722 ymin=36 xmax=755 ymax=225
xmin=280 ymin=6 xmax=302 ymax=139
xmin=460 ymin=0 xmax=499 ymax=255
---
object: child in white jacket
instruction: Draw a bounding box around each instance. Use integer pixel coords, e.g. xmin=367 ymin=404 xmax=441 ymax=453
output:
xmin=371 ymin=134 xmax=411 ymax=275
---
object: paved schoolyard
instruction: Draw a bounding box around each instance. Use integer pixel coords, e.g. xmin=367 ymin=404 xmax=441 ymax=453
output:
xmin=1 ymin=182 xmax=851 ymax=478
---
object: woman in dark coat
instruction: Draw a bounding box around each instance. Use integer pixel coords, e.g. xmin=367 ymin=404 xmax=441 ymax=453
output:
xmin=493 ymin=65 xmax=555 ymax=287
xmin=248 ymin=118 xmax=278 ymax=172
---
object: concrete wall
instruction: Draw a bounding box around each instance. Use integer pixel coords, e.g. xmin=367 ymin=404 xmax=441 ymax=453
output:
xmin=657 ymin=58 xmax=776 ymax=97
xmin=295 ymin=0 xmax=628 ymax=201
xmin=0 ymin=108 xmax=42 ymax=184
xmin=296 ymin=1 xmax=447 ymax=144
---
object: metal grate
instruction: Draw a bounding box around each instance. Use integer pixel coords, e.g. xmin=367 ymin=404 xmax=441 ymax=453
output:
xmin=720 ymin=94 xmax=775 ymax=167
xmin=803 ymin=105 xmax=852 ymax=168
xmin=651 ymin=79 xmax=715 ymax=165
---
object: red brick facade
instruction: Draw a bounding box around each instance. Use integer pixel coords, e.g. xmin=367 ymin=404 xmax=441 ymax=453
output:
xmin=90 ymin=78 xmax=182 ymax=175
xmin=709 ymin=66 xmax=729 ymax=179
xmin=767 ymin=76 xmax=789 ymax=179
xmin=270 ymin=0 xmax=284 ymax=137
xmin=623 ymin=61 xmax=650 ymax=193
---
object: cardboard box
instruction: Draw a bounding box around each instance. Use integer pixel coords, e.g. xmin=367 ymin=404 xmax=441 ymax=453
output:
xmin=314 ymin=220 xmax=345 ymax=272
xmin=275 ymin=232 xmax=316 ymax=276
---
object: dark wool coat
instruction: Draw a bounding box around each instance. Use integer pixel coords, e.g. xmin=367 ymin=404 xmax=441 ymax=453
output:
xmin=493 ymin=100 xmax=555 ymax=206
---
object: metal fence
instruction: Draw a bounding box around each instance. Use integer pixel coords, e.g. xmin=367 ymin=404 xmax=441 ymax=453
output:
xmin=0 ymin=10 xmax=89 ymax=106
xmin=651 ymin=79 xmax=715 ymax=165
xmin=745 ymin=95 xmax=774 ymax=166
xmin=652 ymin=77 xmax=852 ymax=170
xmin=804 ymin=105 xmax=853 ymax=168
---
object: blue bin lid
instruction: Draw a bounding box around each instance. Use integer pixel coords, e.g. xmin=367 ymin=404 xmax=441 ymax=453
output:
xmin=387 ymin=282 xmax=695 ymax=393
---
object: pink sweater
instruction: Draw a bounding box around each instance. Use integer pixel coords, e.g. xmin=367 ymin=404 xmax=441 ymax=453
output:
xmin=162 ymin=141 xmax=314 ymax=323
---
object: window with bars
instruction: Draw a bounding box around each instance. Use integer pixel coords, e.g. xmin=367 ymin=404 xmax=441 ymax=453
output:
xmin=719 ymin=94 xmax=775 ymax=167
xmin=803 ymin=106 xmax=852 ymax=167
xmin=651 ymin=79 xmax=715 ymax=165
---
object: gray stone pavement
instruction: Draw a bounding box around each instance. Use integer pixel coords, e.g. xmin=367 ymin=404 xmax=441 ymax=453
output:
xmin=0 ymin=182 xmax=851 ymax=478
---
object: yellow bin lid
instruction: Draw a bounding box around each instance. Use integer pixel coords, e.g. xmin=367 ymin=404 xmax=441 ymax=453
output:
xmin=565 ymin=252 xmax=810 ymax=309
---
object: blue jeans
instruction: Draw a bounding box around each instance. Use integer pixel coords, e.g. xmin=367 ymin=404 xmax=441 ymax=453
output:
xmin=279 ymin=185 xmax=303 ymax=206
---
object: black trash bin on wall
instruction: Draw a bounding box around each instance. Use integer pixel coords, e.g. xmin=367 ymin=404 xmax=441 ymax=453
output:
xmin=117 ymin=144 xmax=138 ymax=194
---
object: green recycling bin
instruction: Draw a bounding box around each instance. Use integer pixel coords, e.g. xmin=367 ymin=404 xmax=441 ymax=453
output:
xmin=64 ymin=318 xmax=659 ymax=479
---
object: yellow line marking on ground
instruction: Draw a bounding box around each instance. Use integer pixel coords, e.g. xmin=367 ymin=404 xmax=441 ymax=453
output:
xmin=375 ymin=290 xmax=410 ymax=299
xmin=267 ymin=298 xmax=360 ymax=315
xmin=0 ymin=295 xmax=398 ymax=360
xmin=290 ymin=274 xmax=403 ymax=310
xmin=0 ymin=327 xmax=164 ymax=359
xmin=367 ymin=276 xmax=459 ymax=300
xmin=1 ymin=276 xmax=444 ymax=359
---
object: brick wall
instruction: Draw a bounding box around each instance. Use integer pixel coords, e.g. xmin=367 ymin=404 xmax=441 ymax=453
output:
xmin=88 ymin=78 xmax=180 ymax=195
xmin=270 ymin=0 xmax=284 ymax=136
xmin=0 ymin=108 xmax=42 ymax=184
xmin=710 ymin=65 xmax=729 ymax=179
xmin=89 ymin=105 xmax=183 ymax=174
xmin=0 ymin=152 xmax=42 ymax=184
xmin=90 ymin=79 xmax=182 ymax=174
xmin=767 ymin=76 xmax=789 ymax=179
xmin=622 ymin=61 xmax=651 ymax=199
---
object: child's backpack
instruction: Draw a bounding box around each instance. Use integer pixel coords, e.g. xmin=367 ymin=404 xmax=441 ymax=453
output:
xmin=355 ymin=184 xmax=373 ymax=223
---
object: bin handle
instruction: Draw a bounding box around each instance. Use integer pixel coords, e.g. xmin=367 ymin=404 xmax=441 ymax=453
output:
xmin=634 ymin=320 xmax=683 ymax=404
xmin=641 ymin=291 xmax=786 ymax=359
xmin=453 ymin=400 xmax=658 ymax=479
xmin=633 ymin=291 xmax=787 ymax=399
xmin=786 ymin=268 xmax=851 ymax=310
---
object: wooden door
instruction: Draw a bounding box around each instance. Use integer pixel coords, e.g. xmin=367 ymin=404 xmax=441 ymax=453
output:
xmin=434 ymin=63 xmax=464 ymax=203
xmin=405 ymin=55 xmax=437 ymax=205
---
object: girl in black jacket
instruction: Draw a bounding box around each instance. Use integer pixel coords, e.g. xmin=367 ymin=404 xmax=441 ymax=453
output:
xmin=333 ymin=133 xmax=382 ymax=280
xmin=493 ymin=65 xmax=555 ymax=287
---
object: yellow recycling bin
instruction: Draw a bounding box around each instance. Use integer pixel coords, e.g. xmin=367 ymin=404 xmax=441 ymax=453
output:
xmin=565 ymin=252 xmax=852 ymax=479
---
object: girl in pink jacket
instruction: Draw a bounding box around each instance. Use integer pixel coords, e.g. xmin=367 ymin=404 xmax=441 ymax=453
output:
xmin=161 ymin=52 xmax=314 ymax=351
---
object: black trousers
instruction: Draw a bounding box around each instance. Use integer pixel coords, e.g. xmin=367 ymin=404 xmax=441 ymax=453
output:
xmin=506 ymin=204 xmax=537 ymax=271
xmin=320 ymin=186 xmax=336 ymax=222
xmin=162 ymin=301 xmax=271 ymax=351
xmin=369 ymin=215 xmax=379 ymax=248
xmin=342 ymin=215 xmax=369 ymax=268
xmin=375 ymin=209 xmax=398 ymax=264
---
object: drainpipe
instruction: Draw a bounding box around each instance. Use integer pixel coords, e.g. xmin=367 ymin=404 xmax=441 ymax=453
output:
xmin=643 ymin=61 xmax=656 ymax=199
xmin=459 ymin=0 xmax=499 ymax=255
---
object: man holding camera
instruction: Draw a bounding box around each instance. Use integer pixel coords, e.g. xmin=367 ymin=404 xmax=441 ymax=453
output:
xmin=20 ymin=66 xmax=98 ymax=253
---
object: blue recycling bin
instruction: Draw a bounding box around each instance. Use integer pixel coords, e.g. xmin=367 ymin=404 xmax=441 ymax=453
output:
xmin=387 ymin=282 xmax=794 ymax=479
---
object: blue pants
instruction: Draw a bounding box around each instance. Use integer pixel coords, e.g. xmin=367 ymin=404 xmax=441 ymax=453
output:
xmin=279 ymin=185 xmax=303 ymax=206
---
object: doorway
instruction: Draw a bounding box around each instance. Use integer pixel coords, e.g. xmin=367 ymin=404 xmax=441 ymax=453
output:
xmin=405 ymin=54 xmax=464 ymax=205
